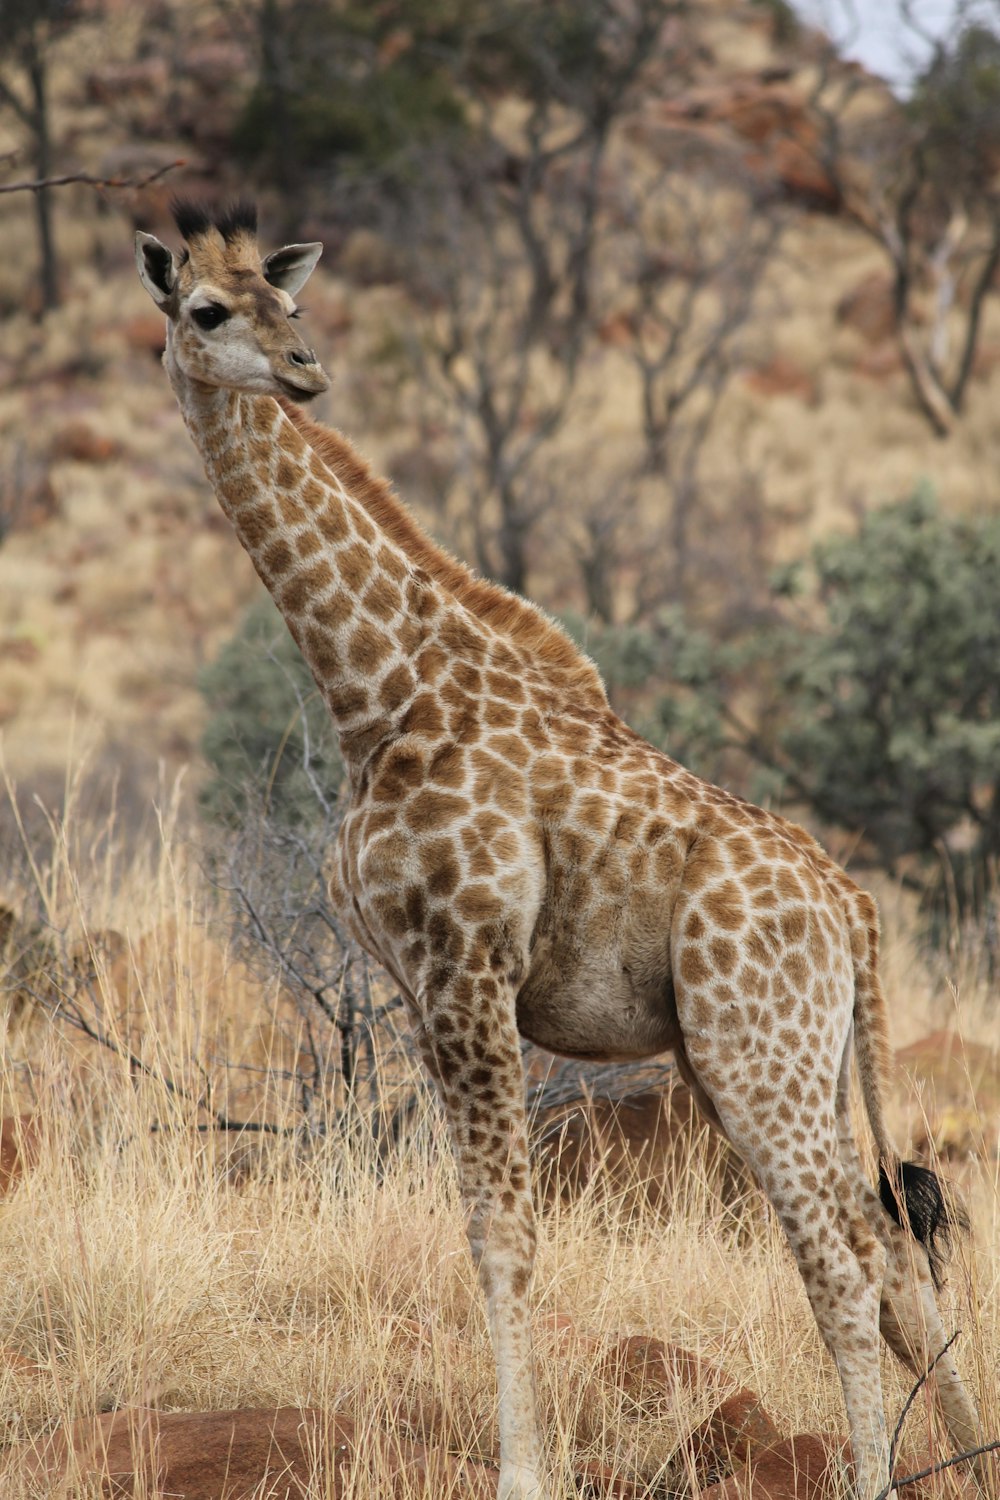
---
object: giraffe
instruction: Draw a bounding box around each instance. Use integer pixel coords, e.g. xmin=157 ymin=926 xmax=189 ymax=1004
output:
xmin=135 ymin=202 xmax=990 ymax=1500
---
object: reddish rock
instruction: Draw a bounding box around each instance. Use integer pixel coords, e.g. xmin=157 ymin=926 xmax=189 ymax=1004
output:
xmin=700 ymin=1433 xmax=847 ymax=1500
xmin=0 ymin=1346 xmax=42 ymax=1375
xmin=121 ymin=313 xmax=167 ymax=359
xmin=744 ymin=355 xmax=818 ymax=403
xmin=2 ymin=467 xmax=59 ymax=531
xmin=51 ymin=422 xmax=121 ymax=465
xmin=533 ymin=1081 xmax=749 ymax=1218
xmin=654 ymin=80 xmax=840 ymax=211
xmin=597 ymin=312 xmax=637 ymax=347
xmin=85 ymin=57 xmax=169 ymax=106
xmin=600 ymin=1336 xmax=733 ymax=1411
xmin=681 ymin=1388 xmax=783 ymax=1479
xmin=16 ymin=1406 xmax=498 ymax=1498
xmin=836 ymin=273 xmax=898 ymax=344
xmin=767 ymin=137 xmax=840 ymax=212
xmin=573 ymin=1457 xmax=648 ymax=1496
xmin=855 ymin=342 xmax=904 ymax=381
xmin=0 ymin=1115 xmax=40 ymax=1195
xmin=896 ymin=1029 xmax=1000 ymax=1162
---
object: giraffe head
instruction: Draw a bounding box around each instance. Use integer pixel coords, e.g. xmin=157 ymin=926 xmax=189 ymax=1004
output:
xmin=134 ymin=199 xmax=330 ymax=401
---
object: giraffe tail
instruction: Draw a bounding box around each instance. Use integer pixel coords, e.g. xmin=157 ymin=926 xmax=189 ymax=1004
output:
xmin=849 ymin=890 xmax=968 ymax=1288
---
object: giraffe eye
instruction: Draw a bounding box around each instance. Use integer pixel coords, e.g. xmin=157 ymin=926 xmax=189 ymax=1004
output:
xmin=191 ymin=303 xmax=230 ymax=330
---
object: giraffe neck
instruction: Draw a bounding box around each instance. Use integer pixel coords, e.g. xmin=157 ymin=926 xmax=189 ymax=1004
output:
xmin=173 ymin=377 xmax=463 ymax=778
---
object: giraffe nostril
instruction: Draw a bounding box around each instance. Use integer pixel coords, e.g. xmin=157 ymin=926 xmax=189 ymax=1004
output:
xmin=287 ymin=348 xmax=316 ymax=367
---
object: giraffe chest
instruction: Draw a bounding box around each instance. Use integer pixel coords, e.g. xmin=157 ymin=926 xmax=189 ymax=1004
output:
xmin=329 ymin=792 xmax=544 ymax=999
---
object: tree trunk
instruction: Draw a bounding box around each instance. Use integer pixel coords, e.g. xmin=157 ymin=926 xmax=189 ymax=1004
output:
xmin=27 ymin=44 xmax=59 ymax=314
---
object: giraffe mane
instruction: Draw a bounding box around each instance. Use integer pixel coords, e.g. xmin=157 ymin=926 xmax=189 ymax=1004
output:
xmin=277 ymin=399 xmax=609 ymax=709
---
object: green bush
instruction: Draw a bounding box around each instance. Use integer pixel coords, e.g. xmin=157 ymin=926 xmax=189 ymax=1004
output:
xmin=198 ymin=594 xmax=342 ymax=829
xmin=232 ymin=0 xmax=469 ymax=180
xmin=776 ymin=491 xmax=1000 ymax=869
xmin=653 ymin=490 xmax=1000 ymax=877
xmin=908 ymin=24 xmax=1000 ymax=193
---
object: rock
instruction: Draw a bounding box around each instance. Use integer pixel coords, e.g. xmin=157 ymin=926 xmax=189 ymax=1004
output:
xmin=0 ymin=465 xmax=59 ymax=532
xmin=51 ymin=422 xmax=121 ymax=465
xmin=766 ymin=136 xmax=841 ymax=212
xmin=573 ymin=1458 xmax=648 ymax=1496
xmin=855 ymin=341 xmax=904 ymax=381
xmin=599 ymin=1336 xmax=733 ymax=1413
xmin=85 ymin=57 xmax=170 ymax=106
xmin=0 ymin=1346 xmax=42 ymax=1375
xmin=17 ymin=1406 xmax=499 ymax=1498
xmin=651 ymin=80 xmax=840 ymax=211
xmin=680 ymin=1387 xmax=784 ymax=1481
xmin=532 ymin=1079 xmax=751 ymax=1219
xmin=597 ymin=312 xmax=638 ymax=347
xmin=744 ymin=355 xmax=817 ymax=403
xmin=896 ymin=1030 xmax=1000 ymax=1162
xmin=700 ymin=1433 xmax=847 ymax=1500
xmin=836 ymin=272 xmax=898 ymax=344
xmin=121 ymin=314 xmax=167 ymax=359
xmin=596 ymin=1341 xmax=784 ymax=1490
xmin=0 ymin=1114 xmax=40 ymax=1195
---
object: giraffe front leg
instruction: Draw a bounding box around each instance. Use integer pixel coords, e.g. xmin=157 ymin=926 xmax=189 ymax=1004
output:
xmin=417 ymin=989 xmax=548 ymax=1500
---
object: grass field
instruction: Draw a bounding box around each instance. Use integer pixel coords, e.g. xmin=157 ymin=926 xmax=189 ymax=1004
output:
xmin=0 ymin=771 xmax=996 ymax=1497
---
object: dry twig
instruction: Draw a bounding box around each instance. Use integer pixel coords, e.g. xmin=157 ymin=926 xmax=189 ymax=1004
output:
xmin=0 ymin=158 xmax=183 ymax=196
xmin=875 ymin=1330 xmax=1000 ymax=1498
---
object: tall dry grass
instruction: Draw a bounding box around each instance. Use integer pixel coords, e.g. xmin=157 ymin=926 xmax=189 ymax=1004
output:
xmin=0 ymin=765 xmax=997 ymax=1497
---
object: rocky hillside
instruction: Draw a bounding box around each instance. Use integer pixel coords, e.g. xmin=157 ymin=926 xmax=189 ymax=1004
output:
xmin=2 ymin=0 xmax=1000 ymax=826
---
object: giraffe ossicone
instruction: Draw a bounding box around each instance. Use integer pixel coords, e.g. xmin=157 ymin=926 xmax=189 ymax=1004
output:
xmin=136 ymin=201 xmax=991 ymax=1500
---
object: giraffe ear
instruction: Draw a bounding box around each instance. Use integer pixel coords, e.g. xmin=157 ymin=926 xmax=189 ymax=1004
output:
xmin=135 ymin=231 xmax=178 ymax=309
xmin=262 ymin=242 xmax=322 ymax=296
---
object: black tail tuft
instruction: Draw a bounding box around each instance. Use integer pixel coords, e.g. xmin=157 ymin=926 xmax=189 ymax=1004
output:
xmin=879 ymin=1158 xmax=969 ymax=1289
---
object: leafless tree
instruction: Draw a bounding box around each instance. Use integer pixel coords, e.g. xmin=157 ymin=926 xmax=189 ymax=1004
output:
xmin=0 ymin=0 xmax=88 ymax=312
xmin=386 ymin=0 xmax=684 ymax=597
xmin=579 ymin=153 xmax=781 ymax=619
xmin=810 ymin=0 xmax=1000 ymax=436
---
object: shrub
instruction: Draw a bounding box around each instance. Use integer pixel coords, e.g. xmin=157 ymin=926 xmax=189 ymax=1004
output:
xmin=197 ymin=594 xmax=342 ymax=829
xmin=651 ymin=490 xmax=1000 ymax=879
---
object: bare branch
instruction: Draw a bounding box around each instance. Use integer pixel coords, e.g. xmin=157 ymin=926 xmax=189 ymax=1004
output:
xmin=0 ymin=158 xmax=183 ymax=196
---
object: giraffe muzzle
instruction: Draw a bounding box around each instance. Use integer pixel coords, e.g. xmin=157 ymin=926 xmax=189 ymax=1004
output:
xmin=278 ymin=348 xmax=330 ymax=400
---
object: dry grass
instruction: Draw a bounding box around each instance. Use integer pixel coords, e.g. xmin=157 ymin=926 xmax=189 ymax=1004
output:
xmin=0 ymin=768 xmax=997 ymax=1497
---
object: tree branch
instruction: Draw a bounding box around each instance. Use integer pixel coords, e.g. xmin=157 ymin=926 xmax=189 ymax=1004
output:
xmin=0 ymin=159 xmax=183 ymax=196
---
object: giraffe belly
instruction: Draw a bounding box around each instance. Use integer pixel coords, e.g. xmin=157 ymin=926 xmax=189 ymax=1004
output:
xmin=515 ymin=942 xmax=678 ymax=1062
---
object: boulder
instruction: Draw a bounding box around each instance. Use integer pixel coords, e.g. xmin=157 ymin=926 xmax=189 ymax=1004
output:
xmin=599 ymin=1335 xmax=733 ymax=1412
xmin=532 ymin=1079 xmax=751 ymax=1218
xmin=836 ymin=273 xmax=898 ymax=344
xmin=51 ymin=422 xmax=121 ymax=465
xmin=0 ymin=1114 xmax=39 ymax=1195
xmin=700 ymin=1433 xmax=848 ymax=1500
xmin=680 ymin=1387 xmax=784 ymax=1480
xmin=15 ymin=1406 xmax=498 ymax=1498
xmin=744 ymin=355 xmax=818 ymax=403
xmin=596 ymin=1338 xmax=784 ymax=1490
xmin=895 ymin=1030 xmax=1000 ymax=1162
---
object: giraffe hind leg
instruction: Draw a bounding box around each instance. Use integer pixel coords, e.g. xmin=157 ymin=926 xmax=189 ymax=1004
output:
xmin=834 ymin=1051 xmax=993 ymax=1495
xmin=673 ymin=1028 xmax=892 ymax=1498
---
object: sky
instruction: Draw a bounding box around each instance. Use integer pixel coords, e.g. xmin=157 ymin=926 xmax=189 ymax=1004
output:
xmin=790 ymin=0 xmax=990 ymax=90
